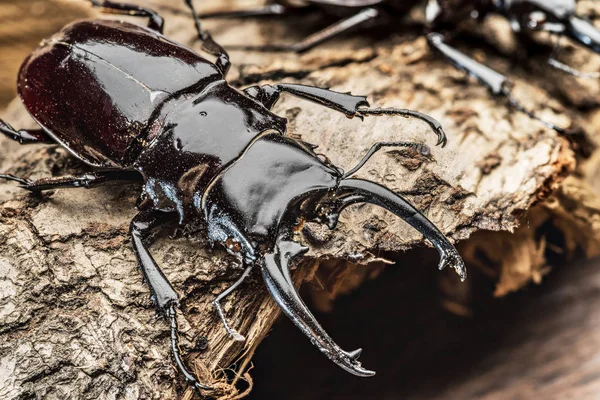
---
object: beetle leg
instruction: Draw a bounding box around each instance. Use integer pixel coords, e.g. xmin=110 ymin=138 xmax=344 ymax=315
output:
xmin=342 ymin=141 xmax=432 ymax=179
xmin=235 ymin=7 xmax=380 ymax=53
xmin=130 ymin=211 xmax=212 ymax=391
xmin=0 ymin=171 xmax=141 ymax=191
xmin=0 ymin=120 xmax=53 ymax=145
xmin=262 ymin=237 xmax=375 ymax=377
xmin=212 ymin=265 xmax=253 ymax=342
xmin=427 ymin=32 xmax=565 ymax=132
xmin=88 ymin=0 xmax=164 ymax=33
xmin=244 ymin=83 xmax=446 ymax=144
xmin=184 ymin=0 xmax=231 ymax=76
xmin=548 ymin=36 xmax=600 ymax=79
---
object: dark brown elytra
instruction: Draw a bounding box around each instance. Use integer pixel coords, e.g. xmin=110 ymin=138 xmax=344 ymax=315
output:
xmin=198 ymin=0 xmax=600 ymax=133
xmin=0 ymin=0 xmax=466 ymax=395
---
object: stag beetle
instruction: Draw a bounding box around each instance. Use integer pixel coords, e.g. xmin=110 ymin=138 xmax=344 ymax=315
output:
xmin=0 ymin=0 xmax=466 ymax=393
xmin=198 ymin=0 xmax=600 ymax=132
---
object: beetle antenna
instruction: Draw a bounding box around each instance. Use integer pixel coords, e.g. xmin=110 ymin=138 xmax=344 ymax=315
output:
xmin=342 ymin=141 xmax=431 ymax=179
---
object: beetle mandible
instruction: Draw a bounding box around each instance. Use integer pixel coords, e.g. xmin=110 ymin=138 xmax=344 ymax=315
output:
xmin=197 ymin=0 xmax=600 ymax=132
xmin=0 ymin=0 xmax=466 ymax=392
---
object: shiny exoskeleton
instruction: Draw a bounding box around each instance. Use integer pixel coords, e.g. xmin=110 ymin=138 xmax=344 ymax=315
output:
xmin=0 ymin=0 xmax=466 ymax=394
xmin=198 ymin=0 xmax=600 ymax=132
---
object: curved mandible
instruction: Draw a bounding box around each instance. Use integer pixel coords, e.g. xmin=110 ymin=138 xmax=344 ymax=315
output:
xmin=261 ymin=238 xmax=375 ymax=377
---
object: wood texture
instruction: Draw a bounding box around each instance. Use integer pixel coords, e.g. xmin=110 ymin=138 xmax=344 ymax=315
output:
xmin=0 ymin=1 xmax=598 ymax=398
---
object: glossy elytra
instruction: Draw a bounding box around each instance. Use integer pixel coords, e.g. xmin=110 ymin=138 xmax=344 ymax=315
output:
xmin=0 ymin=0 xmax=466 ymax=394
xmin=198 ymin=0 xmax=600 ymax=132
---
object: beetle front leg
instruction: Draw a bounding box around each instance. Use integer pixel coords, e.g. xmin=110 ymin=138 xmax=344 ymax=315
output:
xmin=213 ymin=265 xmax=253 ymax=342
xmin=130 ymin=211 xmax=212 ymax=391
xmin=244 ymin=83 xmax=446 ymax=144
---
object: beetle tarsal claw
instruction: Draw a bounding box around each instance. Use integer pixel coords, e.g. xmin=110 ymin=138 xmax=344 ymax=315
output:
xmin=261 ymin=237 xmax=375 ymax=377
xmin=439 ymin=247 xmax=467 ymax=282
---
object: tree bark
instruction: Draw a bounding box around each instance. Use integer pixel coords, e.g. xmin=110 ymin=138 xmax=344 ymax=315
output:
xmin=0 ymin=1 xmax=595 ymax=398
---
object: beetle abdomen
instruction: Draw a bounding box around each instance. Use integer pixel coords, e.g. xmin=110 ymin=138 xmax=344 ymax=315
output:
xmin=18 ymin=19 xmax=222 ymax=168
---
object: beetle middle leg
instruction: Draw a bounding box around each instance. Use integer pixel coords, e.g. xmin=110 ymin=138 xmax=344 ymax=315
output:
xmin=0 ymin=120 xmax=53 ymax=145
xmin=131 ymin=210 xmax=212 ymax=391
xmin=212 ymin=265 xmax=253 ymax=342
xmin=88 ymin=0 xmax=164 ymax=33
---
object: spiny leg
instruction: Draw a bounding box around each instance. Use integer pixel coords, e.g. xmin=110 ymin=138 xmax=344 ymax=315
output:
xmin=427 ymin=32 xmax=565 ymax=132
xmin=244 ymin=83 xmax=446 ymax=145
xmin=130 ymin=211 xmax=211 ymax=391
xmin=236 ymin=7 xmax=380 ymax=53
xmin=343 ymin=141 xmax=431 ymax=179
xmin=213 ymin=265 xmax=253 ymax=342
xmin=0 ymin=171 xmax=141 ymax=191
xmin=0 ymin=120 xmax=53 ymax=145
xmin=184 ymin=0 xmax=231 ymax=76
xmin=89 ymin=0 xmax=164 ymax=33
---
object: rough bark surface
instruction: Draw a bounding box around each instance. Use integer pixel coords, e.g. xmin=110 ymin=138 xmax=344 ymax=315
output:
xmin=1 ymin=0 xmax=596 ymax=398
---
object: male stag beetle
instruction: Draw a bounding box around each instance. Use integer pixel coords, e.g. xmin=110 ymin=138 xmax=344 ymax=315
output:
xmin=0 ymin=0 xmax=466 ymax=393
xmin=198 ymin=0 xmax=600 ymax=132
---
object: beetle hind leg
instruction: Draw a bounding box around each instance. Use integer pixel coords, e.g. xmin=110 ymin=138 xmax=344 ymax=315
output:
xmin=0 ymin=171 xmax=141 ymax=191
xmin=88 ymin=0 xmax=164 ymax=33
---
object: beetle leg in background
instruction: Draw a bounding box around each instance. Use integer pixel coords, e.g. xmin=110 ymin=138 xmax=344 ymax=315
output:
xmin=342 ymin=141 xmax=432 ymax=179
xmin=196 ymin=3 xmax=292 ymax=19
xmin=235 ymin=7 xmax=380 ymax=53
xmin=0 ymin=171 xmax=141 ymax=191
xmin=0 ymin=120 xmax=53 ymax=145
xmin=243 ymin=83 xmax=446 ymax=144
xmin=427 ymin=32 xmax=565 ymax=132
xmin=88 ymin=0 xmax=164 ymax=33
xmin=548 ymin=37 xmax=600 ymax=79
xmin=184 ymin=0 xmax=231 ymax=76
xmin=212 ymin=265 xmax=253 ymax=342
xmin=130 ymin=211 xmax=212 ymax=391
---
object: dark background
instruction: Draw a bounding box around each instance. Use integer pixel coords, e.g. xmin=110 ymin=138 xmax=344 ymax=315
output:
xmin=246 ymin=253 xmax=600 ymax=399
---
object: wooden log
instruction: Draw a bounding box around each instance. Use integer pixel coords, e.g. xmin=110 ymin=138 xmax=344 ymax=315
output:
xmin=0 ymin=1 xmax=592 ymax=398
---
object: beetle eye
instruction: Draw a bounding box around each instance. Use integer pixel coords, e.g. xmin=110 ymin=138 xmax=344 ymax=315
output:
xmin=528 ymin=11 xmax=547 ymax=29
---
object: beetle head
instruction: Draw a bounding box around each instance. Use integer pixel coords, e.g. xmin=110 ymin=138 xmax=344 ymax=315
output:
xmin=202 ymin=132 xmax=465 ymax=376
